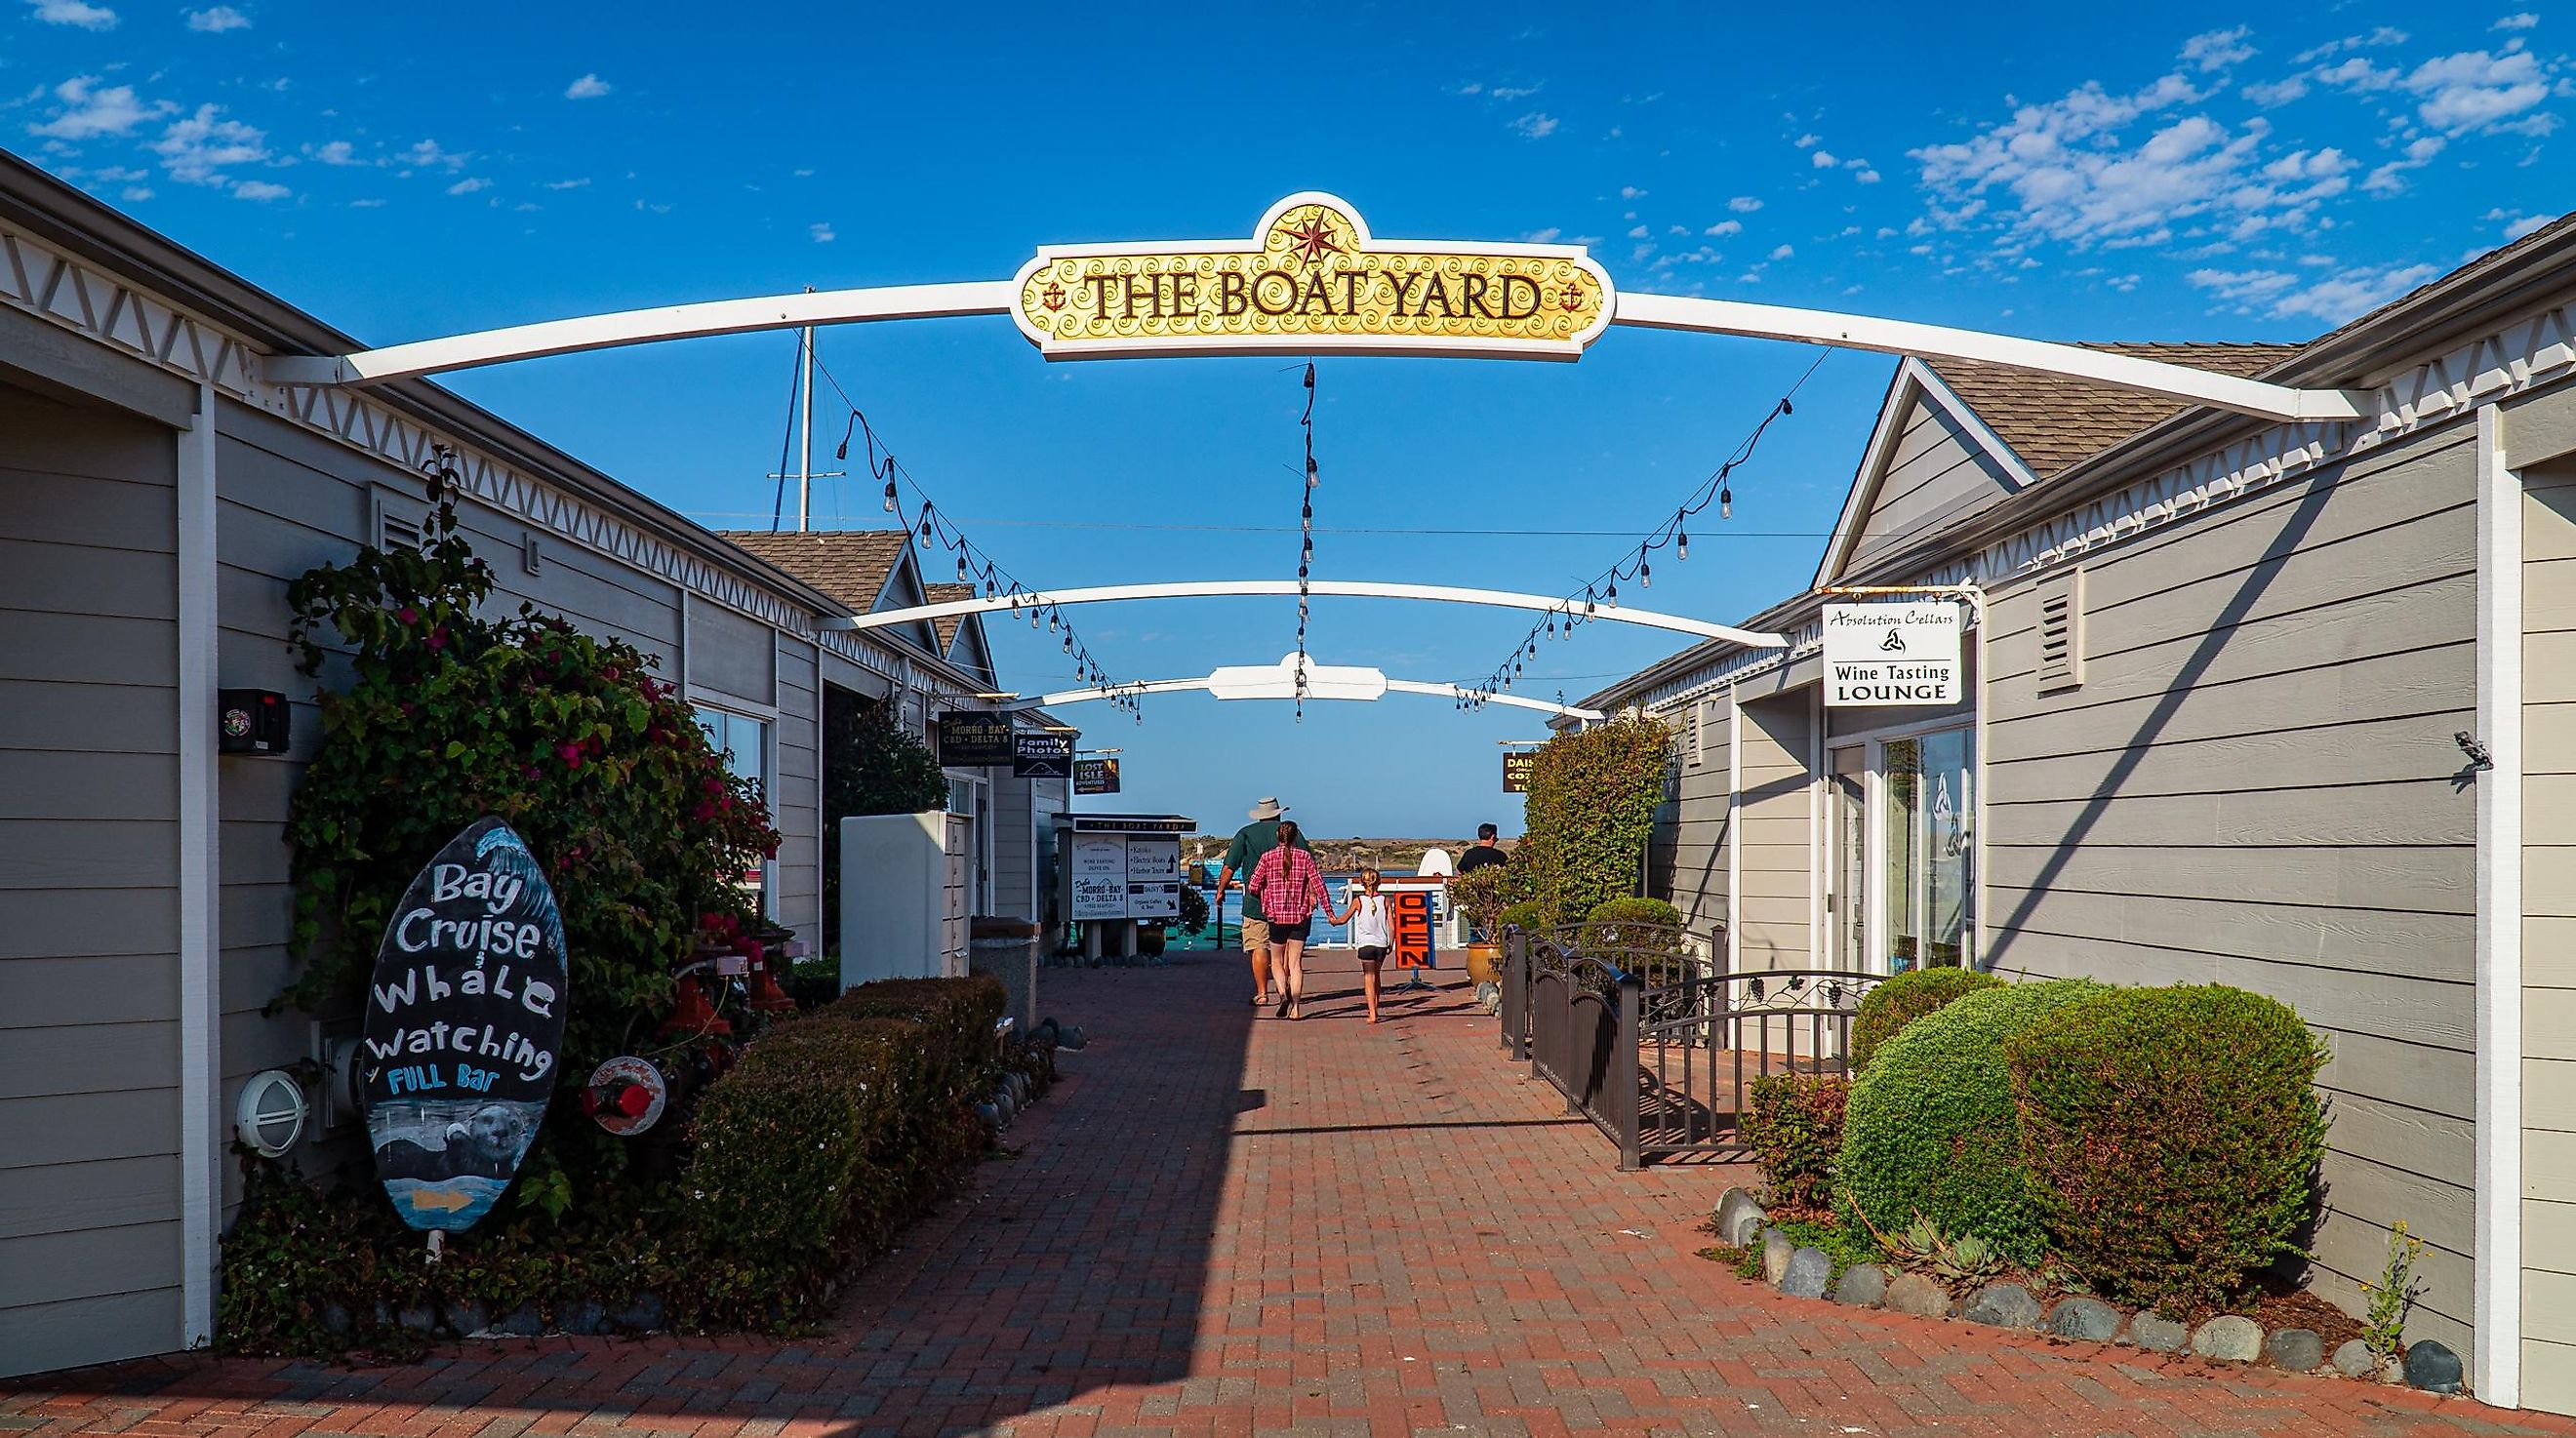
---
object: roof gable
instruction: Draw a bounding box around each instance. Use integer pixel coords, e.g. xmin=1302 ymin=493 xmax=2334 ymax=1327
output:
xmin=1815 ymin=358 xmax=2033 ymax=586
xmin=717 ymin=529 xmax=942 ymax=655
xmin=924 ymin=582 xmax=998 ymax=686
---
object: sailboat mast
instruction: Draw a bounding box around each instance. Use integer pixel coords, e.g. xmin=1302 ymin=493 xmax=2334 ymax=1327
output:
xmin=795 ymin=324 xmax=816 ymax=533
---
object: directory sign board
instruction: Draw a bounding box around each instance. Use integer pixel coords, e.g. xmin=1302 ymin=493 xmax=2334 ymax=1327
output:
xmin=1822 ymin=601 xmax=1962 ymax=707
xmin=1070 ymin=834 xmax=1128 ymax=920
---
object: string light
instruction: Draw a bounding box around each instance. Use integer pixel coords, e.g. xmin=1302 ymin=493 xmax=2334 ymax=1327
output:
xmin=804 ymin=355 xmax=1147 ymax=721
xmin=1291 ymin=363 xmax=1318 ymax=722
xmin=1464 ymin=351 xmax=1826 ymax=702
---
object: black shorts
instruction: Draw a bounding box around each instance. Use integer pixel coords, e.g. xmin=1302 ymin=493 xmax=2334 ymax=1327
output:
xmin=1357 ymin=945 xmax=1389 ymax=964
xmin=1270 ymin=920 xmax=1311 ymax=942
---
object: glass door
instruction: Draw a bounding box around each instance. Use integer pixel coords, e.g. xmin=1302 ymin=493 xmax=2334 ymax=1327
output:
xmin=1872 ymin=728 xmax=1974 ymax=973
xmin=1830 ymin=747 xmax=1868 ymax=973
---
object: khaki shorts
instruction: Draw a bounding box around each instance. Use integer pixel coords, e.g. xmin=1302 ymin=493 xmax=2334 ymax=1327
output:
xmin=1239 ymin=916 xmax=1271 ymax=952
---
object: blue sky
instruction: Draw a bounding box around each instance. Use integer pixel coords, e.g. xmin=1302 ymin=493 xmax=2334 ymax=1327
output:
xmin=9 ymin=1 xmax=2568 ymax=837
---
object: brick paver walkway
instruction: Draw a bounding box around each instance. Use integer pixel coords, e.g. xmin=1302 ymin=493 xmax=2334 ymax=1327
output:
xmin=10 ymin=951 xmax=2570 ymax=1437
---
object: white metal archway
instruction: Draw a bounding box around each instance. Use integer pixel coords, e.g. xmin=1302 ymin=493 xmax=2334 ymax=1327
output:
xmin=262 ymin=191 xmax=2366 ymax=422
xmin=1009 ymin=654 xmax=1604 ymax=720
xmin=828 ymin=579 xmax=1788 ymax=647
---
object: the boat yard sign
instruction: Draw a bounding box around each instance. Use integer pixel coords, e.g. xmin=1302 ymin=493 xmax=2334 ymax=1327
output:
xmin=1823 ymin=602 xmax=1962 ymax=707
xmin=1012 ymin=193 xmax=1614 ymax=361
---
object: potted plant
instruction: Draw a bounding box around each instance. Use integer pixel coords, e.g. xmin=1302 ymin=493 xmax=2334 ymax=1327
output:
xmin=1448 ymin=865 xmax=1512 ymax=985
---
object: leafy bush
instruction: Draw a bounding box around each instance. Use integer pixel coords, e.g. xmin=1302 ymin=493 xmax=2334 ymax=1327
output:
xmin=1498 ymin=900 xmax=1554 ymax=938
xmin=1449 ymin=864 xmax=1513 ymax=939
xmin=2006 ymin=984 xmax=2328 ymax=1310
xmin=1836 ymin=979 xmax=2104 ymax=1264
xmin=823 ymin=695 xmax=950 ymax=950
xmin=217 ymin=976 xmax=1008 ymax=1354
xmin=1512 ymin=717 xmax=1671 ymax=926
xmin=1850 ymin=966 xmax=2002 ymax=1070
xmin=1741 ymin=1073 xmax=1847 ymax=1219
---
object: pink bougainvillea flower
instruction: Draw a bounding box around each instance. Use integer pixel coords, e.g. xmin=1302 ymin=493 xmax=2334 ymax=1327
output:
xmin=425 ymin=626 xmax=450 ymax=651
xmin=557 ymin=742 xmax=583 ymax=765
xmin=395 ymin=606 xmax=419 ymax=624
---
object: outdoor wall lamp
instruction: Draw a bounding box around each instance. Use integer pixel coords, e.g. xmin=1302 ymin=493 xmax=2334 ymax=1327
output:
xmin=2456 ymin=731 xmax=2495 ymax=771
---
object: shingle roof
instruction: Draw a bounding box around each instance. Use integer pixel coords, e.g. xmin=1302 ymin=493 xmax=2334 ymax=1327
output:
xmin=716 ymin=530 xmax=912 ymax=612
xmin=924 ymin=582 xmax=976 ymax=653
xmin=1925 ymin=342 xmax=2306 ymax=478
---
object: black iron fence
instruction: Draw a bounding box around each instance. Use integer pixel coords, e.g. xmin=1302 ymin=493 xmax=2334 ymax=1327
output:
xmin=1499 ymin=924 xmax=1885 ymax=1169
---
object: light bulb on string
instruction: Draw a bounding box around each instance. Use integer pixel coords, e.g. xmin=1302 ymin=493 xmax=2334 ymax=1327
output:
xmin=918 ymin=509 xmax=935 ymax=541
xmin=1677 ymin=517 xmax=1690 ymax=560
xmin=955 ymin=552 xmax=969 ymax=583
xmin=1605 ymin=579 xmax=1618 ymax=604
xmin=1720 ymin=486 xmax=1733 ymax=520
xmin=1641 ymin=558 xmax=1652 ymax=589
xmin=881 ymin=479 xmax=897 ymax=513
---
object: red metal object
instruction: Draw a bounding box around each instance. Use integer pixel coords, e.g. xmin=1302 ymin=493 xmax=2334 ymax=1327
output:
xmin=659 ymin=970 xmax=732 ymax=1037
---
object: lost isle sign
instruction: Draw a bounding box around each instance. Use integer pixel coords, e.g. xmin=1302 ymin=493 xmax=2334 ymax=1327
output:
xmin=1013 ymin=193 xmax=1615 ymax=361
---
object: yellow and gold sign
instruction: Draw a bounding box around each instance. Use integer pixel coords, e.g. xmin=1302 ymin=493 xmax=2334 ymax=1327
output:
xmin=1011 ymin=192 xmax=1615 ymax=362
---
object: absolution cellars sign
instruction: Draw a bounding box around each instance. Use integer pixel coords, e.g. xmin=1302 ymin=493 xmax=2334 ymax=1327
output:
xmin=1822 ymin=602 xmax=1962 ymax=708
xmin=361 ymin=817 xmax=568 ymax=1232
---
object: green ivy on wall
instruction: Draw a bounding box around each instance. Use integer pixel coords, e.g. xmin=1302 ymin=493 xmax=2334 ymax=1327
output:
xmin=1510 ymin=715 xmax=1672 ymax=926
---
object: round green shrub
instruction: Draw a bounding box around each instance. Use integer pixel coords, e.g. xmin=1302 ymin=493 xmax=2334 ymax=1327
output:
xmin=1742 ymin=1072 xmax=1847 ymax=1219
xmin=1850 ymin=965 xmax=2002 ymax=1070
xmin=1498 ymin=900 xmax=1554 ymax=937
xmin=2007 ymin=984 xmax=2328 ymax=1311
xmin=1836 ymin=979 xmax=2105 ymax=1264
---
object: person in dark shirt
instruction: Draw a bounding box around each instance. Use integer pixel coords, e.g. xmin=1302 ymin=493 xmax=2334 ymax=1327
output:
xmin=1213 ymin=797 xmax=1309 ymax=1007
xmin=1456 ymin=823 xmax=1509 ymax=874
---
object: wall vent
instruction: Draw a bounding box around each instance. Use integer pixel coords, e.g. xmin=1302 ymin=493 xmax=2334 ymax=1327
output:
xmin=2037 ymin=567 xmax=2086 ymax=693
xmin=373 ymin=487 xmax=431 ymax=551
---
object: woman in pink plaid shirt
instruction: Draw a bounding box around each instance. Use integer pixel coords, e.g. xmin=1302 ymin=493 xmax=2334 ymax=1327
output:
xmin=1245 ymin=819 xmax=1328 ymax=1019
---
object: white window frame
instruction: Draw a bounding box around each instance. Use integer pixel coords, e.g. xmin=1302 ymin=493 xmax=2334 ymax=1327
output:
xmin=691 ymin=696 xmax=782 ymax=923
xmin=1829 ymin=712 xmax=1978 ymax=976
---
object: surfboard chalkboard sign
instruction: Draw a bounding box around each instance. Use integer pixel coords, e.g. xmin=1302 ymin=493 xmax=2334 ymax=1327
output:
xmin=360 ymin=817 xmax=568 ymax=1232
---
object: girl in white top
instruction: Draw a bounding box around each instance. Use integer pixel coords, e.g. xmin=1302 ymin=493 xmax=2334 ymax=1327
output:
xmin=1330 ymin=867 xmax=1395 ymax=1024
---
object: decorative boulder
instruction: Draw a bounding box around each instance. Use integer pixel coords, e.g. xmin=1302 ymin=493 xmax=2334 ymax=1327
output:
xmin=1780 ymin=1248 xmax=1832 ymax=1299
xmin=2191 ymin=1315 xmax=2263 ymax=1363
xmin=1884 ymin=1272 xmax=1950 ymax=1318
xmin=2266 ymin=1328 xmax=2325 ymax=1372
xmin=444 ymin=1298 xmax=489 ymax=1337
xmin=1833 ymin=1263 xmax=1889 ymax=1307
xmin=2405 ymin=1339 xmax=2464 ymax=1395
xmin=499 ymin=1304 xmax=545 ymax=1337
xmin=1961 ymin=1282 xmax=2043 ymax=1330
xmin=2129 ymin=1313 xmax=2190 ymax=1353
xmin=2046 ymin=1298 xmax=2121 ymax=1342
xmin=559 ymin=1298 xmax=606 ymax=1337
xmin=1713 ymin=1187 xmax=1767 ymax=1248
xmin=397 ymin=1303 xmax=439 ymax=1336
xmin=2332 ymin=1339 xmax=2378 ymax=1378
xmin=1762 ymin=1227 xmax=1794 ymax=1284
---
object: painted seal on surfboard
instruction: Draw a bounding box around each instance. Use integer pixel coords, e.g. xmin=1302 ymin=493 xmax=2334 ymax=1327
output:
xmin=360 ymin=817 xmax=567 ymax=1232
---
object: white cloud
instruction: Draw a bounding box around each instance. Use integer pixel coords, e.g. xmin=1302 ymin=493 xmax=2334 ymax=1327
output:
xmin=402 ymin=139 xmax=469 ymax=171
xmin=1705 ymin=220 xmax=1743 ymax=236
xmin=1489 ymin=83 xmax=1542 ymax=100
xmin=445 ymin=176 xmax=490 ymax=195
xmin=544 ymin=177 xmax=590 ymax=190
xmin=809 ymin=221 xmax=834 ymax=243
xmin=1811 ymin=149 xmax=1838 ymax=168
xmin=1510 ymin=111 xmax=1558 ymax=140
xmin=347 ymin=197 xmax=384 ymax=208
xmin=1450 ymin=81 xmax=1483 ymax=96
xmin=28 ymin=76 xmax=171 ymax=139
xmin=231 ymin=179 xmax=288 ymax=201
xmin=27 ymin=0 xmax=116 ymax=28
xmin=1727 ymin=195 xmax=1763 ymax=212
xmin=2505 ymin=212 xmax=2554 ymax=240
xmin=2496 ymin=14 xmax=2539 ymax=30
xmin=307 ymin=140 xmax=360 ymax=165
xmin=564 ymin=73 xmax=611 ymax=100
xmin=2403 ymin=49 xmax=2553 ymax=133
xmin=1794 ymin=133 xmax=1821 ymax=147
xmin=1854 ymin=168 xmax=1882 ymax=183
xmin=2189 ymin=260 xmax=2440 ymax=322
xmin=2181 ymin=26 xmax=2255 ymax=72
xmin=1619 ymin=184 xmax=1647 ymax=199
xmin=121 ymin=184 xmax=151 ymax=200
xmin=2363 ymin=136 xmax=2445 ymax=193
xmin=2242 ymin=76 xmax=2311 ymax=107
xmin=1626 ymin=223 xmax=1649 ymax=238
xmin=153 ymin=104 xmax=267 ymax=184
xmin=2314 ymin=57 xmax=2401 ymax=92
xmin=1523 ymin=225 xmax=1561 ymax=242
xmin=2297 ymin=28 xmax=2409 ymax=62
xmin=184 ymin=5 xmax=247 ymax=30
xmin=1769 ymin=243 xmax=1794 ymax=260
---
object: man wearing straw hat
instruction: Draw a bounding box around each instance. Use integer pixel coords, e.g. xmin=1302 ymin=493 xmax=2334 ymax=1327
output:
xmin=1213 ymin=797 xmax=1309 ymax=1010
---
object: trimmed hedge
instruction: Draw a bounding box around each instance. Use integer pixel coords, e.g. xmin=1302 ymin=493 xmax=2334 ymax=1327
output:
xmin=1583 ymin=897 xmax=1683 ymax=946
xmin=1836 ymin=979 xmax=2104 ymax=1263
xmin=1850 ymin=966 xmax=2001 ymax=1070
xmin=1741 ymin=1073 xmax=1847 ymax=1219
xmin=216 ymin=974 xmax=1008 ymax=1354
xmin=2008 ymin=984 xmax=2329 ymax=1310
xmin=1499 ymin=900 xmax=1554 ymax=939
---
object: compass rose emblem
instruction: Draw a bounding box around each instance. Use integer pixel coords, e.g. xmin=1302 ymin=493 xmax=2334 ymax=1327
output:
xmin=1283 ymin=214 xmax=1343 ymax=265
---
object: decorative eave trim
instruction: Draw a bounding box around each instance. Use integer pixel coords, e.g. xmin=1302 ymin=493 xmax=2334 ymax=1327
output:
xmin=0 ymin=216 xmax=923 ymax=691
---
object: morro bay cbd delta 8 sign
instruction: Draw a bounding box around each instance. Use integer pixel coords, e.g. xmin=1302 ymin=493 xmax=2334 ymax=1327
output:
xmin=1822 ymin=602 xmax=1963 ymax=708
xmin=1013 ymin=193 xmax=1615 ymax=362
xmin=361 ymin=817 xmax=569 ymax=1233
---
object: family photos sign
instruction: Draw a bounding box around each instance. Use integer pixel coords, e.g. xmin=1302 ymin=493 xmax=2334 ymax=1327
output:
xmin=361 ymin=817 xmax=569 ymax=1232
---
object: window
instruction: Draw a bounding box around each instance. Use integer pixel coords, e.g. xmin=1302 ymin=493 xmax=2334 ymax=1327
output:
xmin=694 ymin=705 xmax=772 ymax=908
xmin=1824 ymin=725 xmax=1976 ymax=975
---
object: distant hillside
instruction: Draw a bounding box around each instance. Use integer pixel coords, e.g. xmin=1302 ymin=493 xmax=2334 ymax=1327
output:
xmin=1180 ymin=834 xmax=1515 ymax=874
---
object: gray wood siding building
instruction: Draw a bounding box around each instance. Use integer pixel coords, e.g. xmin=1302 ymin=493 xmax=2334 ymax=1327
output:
xmin=1575 ymin=217 xmax=2576 ymax=1414
xmin=0 ymin=154 xmax=1045 ymax=1378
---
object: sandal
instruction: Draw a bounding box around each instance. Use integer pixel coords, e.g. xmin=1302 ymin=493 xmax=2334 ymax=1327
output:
xmin=1274 ymin=996 xmax=1291 ymax=1019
